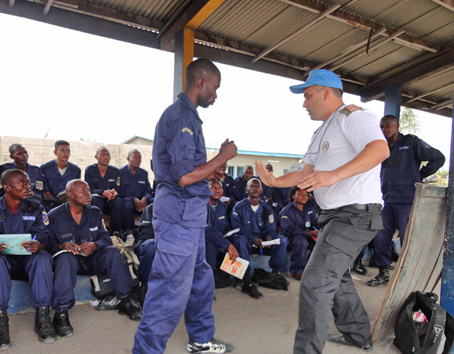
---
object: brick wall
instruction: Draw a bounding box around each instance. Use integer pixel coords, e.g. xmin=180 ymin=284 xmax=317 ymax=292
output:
xmin=0 ymin=136 xmax=155 ymax=181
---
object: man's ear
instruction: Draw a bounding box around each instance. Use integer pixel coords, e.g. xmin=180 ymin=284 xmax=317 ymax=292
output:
xmin=197 ymin=77 xmax=204 ymax=90
xmin=53 ymin=150 xmax=57 ymax=157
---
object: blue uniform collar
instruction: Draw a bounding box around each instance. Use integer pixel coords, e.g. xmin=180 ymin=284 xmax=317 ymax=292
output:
xmin=64 ymin=202 xmax=90 ymax=226
xmin=177 ymin=92 xmax=203 ymax=123
xmin=0 ymin=196 xmax=28 ymax=214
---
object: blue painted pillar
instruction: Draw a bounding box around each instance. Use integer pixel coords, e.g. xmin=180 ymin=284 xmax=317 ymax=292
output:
xmin=441 ymin=89 xmax=454 ymax=325
xmin=384 ymin=84 xmax=402 ymax=120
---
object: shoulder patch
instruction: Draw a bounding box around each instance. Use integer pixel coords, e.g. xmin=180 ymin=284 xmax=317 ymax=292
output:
xmin=281 ymin=215 xmax=288 ymax=219
xmin=0 ymin=183 xmax=2 ymax=189
xmin=102 ymin=218 xmax=107 ymax=231
xmin=36 ymin=181 xmax=43 ymax=190
xmin=181 ymin=127 xmax=193 ymax=135
xmin=340 ymin=104 xmax=364 ymax=117
xmin=233 ymin=212 xmax=238 ymax=216
xmin=42 ymin=211 xmax=49 ymax=226
xmin=269 ymin=214 xmax=274 ymax=224
xmin=421 ymin=140 xmax=432 ymax=149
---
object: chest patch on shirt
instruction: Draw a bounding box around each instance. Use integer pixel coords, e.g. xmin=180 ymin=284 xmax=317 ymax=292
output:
xmin=89 ymin=226 xmax=98 ymax=231
xmin=182 ymin=128 xmax=194 ymax=136
xmin=42 ymin=211 xmax=49 ymax=226
xmin=36 ymin=181 xmax=43 ymax=190
xmin=269 ymin=214 xmax=274 ymax=223
xmin=399 ymin=146 xmax=409 ymax=150
xmin=322 ymin=141 xmax=330 ymax=152
xmin=108 ymin=179 xmax=115 ymax=182
xmin=23 ymin=216 xmax=36 ymax=221
xmin=305 ymin=221 xmax=311 ymax=228
xmin=138 ymin=181 xmax=146 ymax=184
xmin=218 ymin=216 xmax=225 ymax=220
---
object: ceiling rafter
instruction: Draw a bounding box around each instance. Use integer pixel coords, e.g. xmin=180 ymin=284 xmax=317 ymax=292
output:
xmin=432 ymin=99 xmax=453 ymax=110
xmin=407 ymin=83 xmax=454 ymax=103
xmin=278 ymin=0 xmax=442 ymax=53
xmin=432 ymin=0 xmax=454 ymax=12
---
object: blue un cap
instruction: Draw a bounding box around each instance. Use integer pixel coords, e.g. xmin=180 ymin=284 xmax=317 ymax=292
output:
xmin=289 ymin=69 xmax=343 ymax=94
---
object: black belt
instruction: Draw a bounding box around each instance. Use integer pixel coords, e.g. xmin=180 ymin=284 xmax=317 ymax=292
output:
xmin=325 ymin=203 xmax=382 ymax=212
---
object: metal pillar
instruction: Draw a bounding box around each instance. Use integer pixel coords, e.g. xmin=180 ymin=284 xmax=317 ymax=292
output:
xmin=384 ymin=84 xmax=402 ymax=119
xmin=173 ymin=27 xmax=195 ymax=102
xmin=441 ymin=89 xmax=454 ymax=323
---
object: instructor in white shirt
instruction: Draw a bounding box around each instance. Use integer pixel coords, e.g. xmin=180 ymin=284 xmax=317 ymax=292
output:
xmin=256 ymin=69 xmax=389 ymax=354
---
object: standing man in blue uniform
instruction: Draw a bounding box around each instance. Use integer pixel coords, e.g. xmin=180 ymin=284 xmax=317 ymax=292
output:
xmin=119 ymin=149 xmax=153 ymax=233
xmin=256 ymin=69 xmax=389 ymax=353
xmin=230 ymin=178 xmax=288 ymax=299
xmin=0 ymin=144 xmax=44 ymax=200
xmin=279 ymin=186 xmax=318 ymax=280
xmin=367 ymin=115 xmax=445 ymax=287
xmin=85 ymin=147 xmax=124 ymax=235
xmin=0 ymin=169 xmax=56 ymax=349
xmin=133 ymin=58 xmax=237 ymax=354
xmin=49 ymin=179 xmax=141 ymax=338
xmin=41 ymin=140 xmax=81 ymax=208
xmin=232 ymin=165 xmax=254 ymax=203
xmin=205 ymin=180 xmax=239 ymax=272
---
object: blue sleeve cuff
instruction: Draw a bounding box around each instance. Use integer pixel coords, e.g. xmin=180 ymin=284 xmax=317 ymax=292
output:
xmin=170 ymin=159 xmax=196 ymax=181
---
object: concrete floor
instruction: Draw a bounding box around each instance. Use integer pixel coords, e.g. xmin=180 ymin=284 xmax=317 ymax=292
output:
xmin=7 ymin=266 xmax=404 ymax=354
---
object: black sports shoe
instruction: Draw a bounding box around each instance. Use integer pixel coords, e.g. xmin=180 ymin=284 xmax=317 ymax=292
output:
xmin=53 ymin=311 xmax=73 ymax=337
xmin=34 ymin=307 xmax=57 ymax=343
xmin=367 ymin=268 xmax=390 ymax=287
xmin=353 ymin=260 xmax=368 ymax=276
xmin=187 ymin=338 xmax=234 ymax=353
xmin=328 ymin=334 xmax=373 ymax=352
xmin=241 ymin=284 xmax=263 ymax=299
xmin=0 ymin=309 xmax=11 ymax=350
xmin=95 ymin=295 xmax=121 ymax=311
xmin=118 ymin=294 xmax=142 ymax=321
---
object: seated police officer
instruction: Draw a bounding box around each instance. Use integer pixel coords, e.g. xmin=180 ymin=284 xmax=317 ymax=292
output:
xmin=0 ymin=170 xmax=56 ymax=349
xmin=205 ymin=180 xmax=239 ymax=272
xmin=230 ymin=178 xmax=289 ymax=299
xmin=41 ymin=140 xmax=81 ymax=208
xmin=232 ymin=165 xmax=254 ymax=203
xmin=49 ymin=179 xmax=141 ymax=337
xmin=214 ymin=163 xmax=234 ymax=202
xmin=0 ymin=144 xmax=44 ymax=200
xmin=85 ymin=147 xmax=123 ymax=235
xmin=119 ymin=149 xmax=153 ymax=235
xmin=279 ymin=187 xmax=319 ymax=280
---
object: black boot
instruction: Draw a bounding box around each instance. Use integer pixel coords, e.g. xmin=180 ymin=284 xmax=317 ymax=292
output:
xmin=53 ymin=311 xmax=73 ymax=337
xmin=118 ymin=294 xmax=142 ymax=321
xmin=34 ymin=307 xmax=57 ymax=343
xmin=367 ymin=268 xmax=390 ymax=287
xmin=353 ymin=259 xmax=368 ymax=276
xmin=0 ymin=309 xmax=11 ymax=350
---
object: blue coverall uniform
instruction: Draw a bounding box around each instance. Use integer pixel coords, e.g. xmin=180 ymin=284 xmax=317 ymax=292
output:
xmin=205 ymin=200 xmax=232 ymax=272
xmin=40 ymin=160 xmax=81 ymax=198
xmin=85 ymin=164 xmax=123 ymax=232
xmin=0 ymin=163 xmax=44 ymax=198
xmin=0 ymin=197 xmax=53 ymax=311
xmin=374 ymin=133 xmax=445 ymax=267
xmin=279 ymin=202 xmax=318 ymax=275
xmin=134 ymin=204 xmax=155 ymax=284
xmin=230 ymin=199 xmax=288 ymax=273
xmin=133 ymin=92 xmax=216 ymax=354
xmin=118 ymin=165 xmax=153 ymax=231
xmin=48 ymin=203 xmax=132 ymax=313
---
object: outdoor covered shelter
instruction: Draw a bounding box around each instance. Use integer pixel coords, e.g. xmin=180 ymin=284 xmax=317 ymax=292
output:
xmin=1 ymin=0 xmax=454 ymax=338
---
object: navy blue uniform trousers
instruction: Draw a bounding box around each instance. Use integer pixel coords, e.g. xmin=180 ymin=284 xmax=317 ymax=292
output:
xmin=52 ymin=246 xmax=132 ymax=312
xmin=91 ymin=196 xmax=124 ymax=232
xmin=136 ymin=239 xmax=156 ymax=284
xmin=294 ymin=206 xmax=382 ymax=354
xmin=133 ymin=219 xmax=215 ymax=354
xmin=0 ymin=251 xmax=53 ymax=310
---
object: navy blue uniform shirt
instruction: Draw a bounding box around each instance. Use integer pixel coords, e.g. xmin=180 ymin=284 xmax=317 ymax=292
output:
xmin=85 ymin=164 xmax=121 ymax=195
xmin=152 ymin=92 xmax=211 ymax=228
xmin=232 ymin=177 xmax=248 ymax=203
xmin=279 ymin=202 xmax=319 ymax=240
xmin=381 ymin=133 xmax=445 ymax=204
xmin=118 ymin=165 xmax=153 ymax=200
xmin=47 ymin=203 xmax=112 ymax=255
xmin=137 ymin=204 xmax=155 ymax=246
xmin=0 ymin=196 xmax=49 ymax=245
xmin=231 ymin=199 xmax=277 ymax=243
xmin=0 ymin=163 xmax=44 ymax=197
xmin=206 ymin=200 xmax=231 ymax=252
xmin=41 ymin=160 xmax=81 ymax=197
xmin=222 ymin=174 xmax=234 ymax=200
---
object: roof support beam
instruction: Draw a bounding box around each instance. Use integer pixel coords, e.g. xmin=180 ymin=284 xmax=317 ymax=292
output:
xmin=9 ymin=0 xmax=15 ymax=8
xmin=407 ymin=83 xmax=454 ymax=103
xmin=250 ymin=2 xmax=341 ymax=64
xmin=431 ymin=99 xmax=453 ymax=110
xmin=173 ymin=27 xmax=195 ymax=101
xmin=432 ymin=0 xmax=454 ymax=12
xmin=43 ymin=0 xmax=54 ymax=14
xmin=278 ymin=0 xmax=442 ymax=53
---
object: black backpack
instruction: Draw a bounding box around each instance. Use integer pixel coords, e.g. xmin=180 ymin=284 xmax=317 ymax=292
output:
xmin=251 ymin=268 xmax=289 ymax=291
xmin=395 ymin=291 xmax=454 ymax=354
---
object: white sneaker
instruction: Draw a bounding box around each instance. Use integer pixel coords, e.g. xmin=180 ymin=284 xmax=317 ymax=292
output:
xmin=124 ymin=234 xmax=135 ymax=247
xmin=187 ymin=338 xmax=234 ymax=353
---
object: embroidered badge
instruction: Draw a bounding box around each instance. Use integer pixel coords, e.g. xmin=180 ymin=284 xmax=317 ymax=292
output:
xmin=322 ymin=141 xmax=330 ymax=152
xmin=269 ymin=214 xmax=274 ymax=223
xmin=116 ymin=177 xmax=120 ymax=186
xmin=36 ymin=181 xmax=43 ymax=190
xmin=305 ymin=221 xmax=311 ymax=228
xmin=422 ymin=141 xmax=432 ymax=149
xmin=282 ymin=216 xmax=288 ymax=219
xmin=344 ymin=104 xmax=363 ymax=112
xmin=182 ymin=128 xmax=194 ymax=135
xmin=42 ymin=211 xmax=49 ymax=226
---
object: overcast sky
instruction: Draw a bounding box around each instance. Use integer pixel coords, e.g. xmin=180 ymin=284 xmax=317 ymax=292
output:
xmin=1 ymin=13 xmax=452 ymax=169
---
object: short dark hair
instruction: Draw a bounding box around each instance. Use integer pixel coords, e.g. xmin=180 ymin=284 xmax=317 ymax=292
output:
xmin=96 ymin=147 xmax=109 ymax=155
xmin=55 ymin=140 xmax=70 ymax=150
xmin=186 ymin=58 xmax=220 ymax=87
xmin=288 ymin=186 xmax=299 ymax=202
xmin=1 ymin=169 xmax=27 ymax=186
xmin=8 ymin=143 xmax=22 ymax=155
xmin=381 ymin=115 xmax=399 ymax=125
xmin=313 ymin=85 xmax=343 ymax=97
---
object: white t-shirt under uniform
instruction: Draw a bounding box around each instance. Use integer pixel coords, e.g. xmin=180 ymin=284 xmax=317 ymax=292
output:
xmin=303 ymin=104 xmax=386 ymax=210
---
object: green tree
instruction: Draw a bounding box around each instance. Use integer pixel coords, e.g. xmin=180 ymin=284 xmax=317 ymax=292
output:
xmin=399 ymin=108 xmax=421 ymax=135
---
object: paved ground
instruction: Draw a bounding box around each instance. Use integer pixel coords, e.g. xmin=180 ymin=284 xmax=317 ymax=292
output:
xmin=7 ymin=266 xmax=407 ymax=354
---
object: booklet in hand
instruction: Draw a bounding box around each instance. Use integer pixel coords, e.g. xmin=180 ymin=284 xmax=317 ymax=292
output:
xmin=0 ymin=234 xmax=32 ymax=255
xmin=220 ymin=252 xmax=249 ymax=280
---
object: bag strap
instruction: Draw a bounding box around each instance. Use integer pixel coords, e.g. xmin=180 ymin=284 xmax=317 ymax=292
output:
xmin=414 ymin=302 xmax=446 ymax=354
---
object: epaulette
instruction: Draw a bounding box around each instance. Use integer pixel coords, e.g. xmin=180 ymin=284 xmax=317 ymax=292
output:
xmin=339 ymin=104 xmax=364 ymax=117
